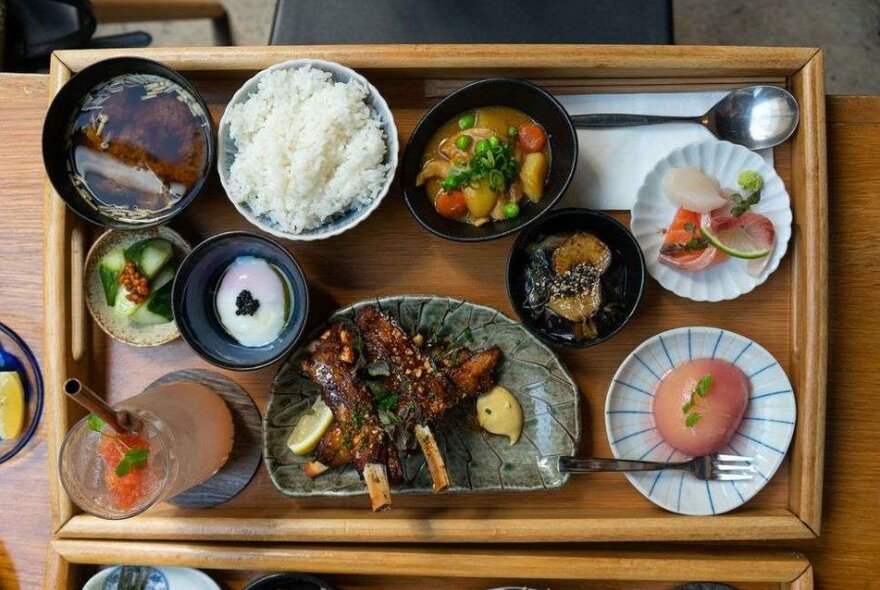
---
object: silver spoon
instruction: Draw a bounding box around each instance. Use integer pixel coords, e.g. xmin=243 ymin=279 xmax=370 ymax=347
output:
xmin=569 ymin=85 xmax=799 ymax=150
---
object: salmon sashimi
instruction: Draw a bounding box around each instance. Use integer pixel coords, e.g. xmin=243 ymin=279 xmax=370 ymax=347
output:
xmin=658 ymin=207 xmax=726 ymax=272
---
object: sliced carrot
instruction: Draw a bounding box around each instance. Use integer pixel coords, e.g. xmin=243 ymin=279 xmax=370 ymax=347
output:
xmin=435 ymin=190 xmax=468 ymax=219
xmin=518 ymin=124 xmax=547 ymax=153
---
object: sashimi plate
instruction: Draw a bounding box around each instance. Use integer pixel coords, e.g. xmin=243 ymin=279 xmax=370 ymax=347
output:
xmin=264 ymin=295 xmax=580 ymax=497
xmin=605 ymin=326 xmax=796 ymax=515
xmin=631 ymin=140 xmax=792 ymax=302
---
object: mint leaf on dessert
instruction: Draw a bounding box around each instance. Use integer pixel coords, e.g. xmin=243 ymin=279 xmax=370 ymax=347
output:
xmin=685 ymin=412 xmax=702 ymax=428
xmin=115 ymin=448 xmax=150 ymax=477
xmin=695 ymin=374 xmax=714 ymax=397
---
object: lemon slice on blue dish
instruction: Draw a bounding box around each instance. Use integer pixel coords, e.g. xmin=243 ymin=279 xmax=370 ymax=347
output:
xmin=0 ymin=371 xmax=25 ymax=440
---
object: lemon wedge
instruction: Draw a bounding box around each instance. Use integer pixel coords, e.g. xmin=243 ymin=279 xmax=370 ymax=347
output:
xmin=0 ymin=371 xmax=25 ymax=441
xmin=287 ymin=397 xmax=334 ymax=456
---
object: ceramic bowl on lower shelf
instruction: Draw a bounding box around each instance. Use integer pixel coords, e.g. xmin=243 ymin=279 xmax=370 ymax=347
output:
xmin=83 ymin=565 xmax=220 ymax=590
xmin=243 ymin=573 xmax=337 ymax=590
xmin=172 ymin=231 xmax=309 ymax=371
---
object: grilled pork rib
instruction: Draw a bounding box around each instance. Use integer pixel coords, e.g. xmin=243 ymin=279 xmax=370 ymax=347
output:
xmin=356 ymin=306 xmax=501 ymax=491
xmin=303 ymin=306 xmax=502 ymax=502
xmin=300 ymin=321 xmax=397 ymax=510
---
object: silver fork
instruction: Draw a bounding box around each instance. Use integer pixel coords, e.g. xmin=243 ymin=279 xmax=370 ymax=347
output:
xmin=558 ymin=454 xmax=755 ymax=481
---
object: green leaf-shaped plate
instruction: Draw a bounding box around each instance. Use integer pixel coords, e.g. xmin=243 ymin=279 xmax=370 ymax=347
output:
xmin=264 ymin=295 xmax=580 ymax=497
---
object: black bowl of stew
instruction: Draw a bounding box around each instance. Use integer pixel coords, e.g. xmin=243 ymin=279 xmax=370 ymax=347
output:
xmin=506 ymin=208 xmax=646 ymax=348
xmin=401 ymin=78 xmax=577 ymax=242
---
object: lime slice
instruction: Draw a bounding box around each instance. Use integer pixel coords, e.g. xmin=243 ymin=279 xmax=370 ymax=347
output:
xmin=700 ymin=226 xmax=771 ymax=260
xmin=0 ymin=371 xmax=25 ymax=440
xmin=287 ymin=397 xmax=334 ymax=456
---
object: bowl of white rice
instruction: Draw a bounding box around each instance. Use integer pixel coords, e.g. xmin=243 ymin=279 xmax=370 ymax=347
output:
xmin=218 ymin=59 xmax=398 ymax=241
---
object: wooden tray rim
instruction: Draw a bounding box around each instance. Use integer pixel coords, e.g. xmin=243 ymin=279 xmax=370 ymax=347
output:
xmin=47 ymin=539 xmax=813 ymax=589
xmin=43 ymin=44 xmax=827 ymax=544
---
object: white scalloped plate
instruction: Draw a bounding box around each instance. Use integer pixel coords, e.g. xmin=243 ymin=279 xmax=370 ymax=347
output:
xmin=631 ymin=140 xmax=792 ymax=302
xmin=605 ymin=327 xmax=796 ymax=515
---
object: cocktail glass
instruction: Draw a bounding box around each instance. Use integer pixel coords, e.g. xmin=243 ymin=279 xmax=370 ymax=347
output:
xmin=59 ymin=380 xmax=234 ymax=519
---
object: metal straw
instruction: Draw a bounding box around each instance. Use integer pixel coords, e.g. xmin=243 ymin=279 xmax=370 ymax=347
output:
xmin=63 ymin=378 xmax=139 ymax=433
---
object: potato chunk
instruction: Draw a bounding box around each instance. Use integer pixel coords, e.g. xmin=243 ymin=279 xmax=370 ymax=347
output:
xmin=463 ymin=181 xmax=499 ymax=218
xmin=519 ymin=152 xmax=548 ymax=202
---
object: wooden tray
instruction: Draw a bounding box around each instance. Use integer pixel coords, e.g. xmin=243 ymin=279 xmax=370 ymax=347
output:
xmin=47 ymin=541 xmax=813 ymax=590
xmin=44 ymin=45 xmax=827 ymax=543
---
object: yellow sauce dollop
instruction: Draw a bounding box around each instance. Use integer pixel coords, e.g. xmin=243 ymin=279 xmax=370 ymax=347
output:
xmin=476 ymin=385 xmax=523 ymax=445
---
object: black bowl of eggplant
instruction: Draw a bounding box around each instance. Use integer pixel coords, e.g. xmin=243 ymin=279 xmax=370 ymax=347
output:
xmin=401 ymin=78 xmax=578 ymax=242
xmin=506 ymin=208 xmax=646 ymax=348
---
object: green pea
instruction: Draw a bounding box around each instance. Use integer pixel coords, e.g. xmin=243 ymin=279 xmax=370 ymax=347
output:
xmin=508 ymin=125 xmax=518 ymax=137
xmin=503 ymin=202 xmax=521 ymax=219
xmin=488 ymin=135 xmax=500 ymax=148
xmin=458 ymin=112 xmax=476 ymax=130
xmin=455 ymin=135 xmax=472 ymax=150
xmin=475 ymin=139 xmax=490 ymax=156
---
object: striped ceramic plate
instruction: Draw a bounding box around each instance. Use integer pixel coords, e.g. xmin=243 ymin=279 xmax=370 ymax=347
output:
xmin=605 ymin=326 xmax=796 ymax=515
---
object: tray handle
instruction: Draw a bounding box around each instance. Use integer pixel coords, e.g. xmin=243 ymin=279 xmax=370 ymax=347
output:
xmin=70 ymin=226 xmax=86 ymax=362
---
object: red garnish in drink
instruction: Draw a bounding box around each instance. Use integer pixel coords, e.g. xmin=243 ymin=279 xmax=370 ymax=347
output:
xmin=100 ymin=433 xmax=149 ymax=510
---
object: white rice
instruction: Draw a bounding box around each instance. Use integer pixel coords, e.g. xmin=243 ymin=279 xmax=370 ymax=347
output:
xmin=225 ymin=66 xmax=390 ymax=233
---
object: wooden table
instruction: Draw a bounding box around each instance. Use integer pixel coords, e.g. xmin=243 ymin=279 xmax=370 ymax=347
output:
xmin=0 ymin=73 xmax=877 ymax=589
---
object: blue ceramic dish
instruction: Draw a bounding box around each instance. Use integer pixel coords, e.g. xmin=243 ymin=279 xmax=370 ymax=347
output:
xmin=172 ymin=232 xmax=309 ymax=371
xmin=606 ymin=327 xmax=796 ymax=516
xmin=0 ymin=321 xmax=44 ymax=464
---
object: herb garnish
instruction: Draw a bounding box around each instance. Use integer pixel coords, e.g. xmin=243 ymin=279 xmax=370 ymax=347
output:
xmin=365 ymin=379 xmax=399 ymax=412
xmin=685 ymin=412 xmax=702 ymax=428
xmin=659 ymin=236 xmax=710 ymax=255
xmin=682 ymin=374 xmax=713 ymax=428
xmin=87 ymin=413 xmax=106 ymax=433
xmin=730 ymin=170 xmax=764 ymax=217
xmin=115 ymin=447 xmax=149 ymax=477
xmin=730 ymin=191 xmax=761 ymax=217
xmin=441 ymin=138 xmax=520 ymax=192
xmin=377 ymin=393 xmax=398 ymax=411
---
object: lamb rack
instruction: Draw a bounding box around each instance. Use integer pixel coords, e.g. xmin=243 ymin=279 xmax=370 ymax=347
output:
xmin=355 ymin=305 xmax=501 ymax=492
xmin=302 ymin=305 xmax=501 ymax=506
xmin=300 ymin=321 xmax=399 ymax=511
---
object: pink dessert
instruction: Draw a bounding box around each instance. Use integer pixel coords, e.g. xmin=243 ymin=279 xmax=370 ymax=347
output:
xmin=652 ymin=358 xmax=750 ymax=456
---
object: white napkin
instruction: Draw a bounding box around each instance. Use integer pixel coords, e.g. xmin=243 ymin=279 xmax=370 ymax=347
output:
xmin=555 ymin=91 xmax=773 ymax=211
